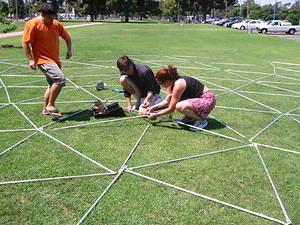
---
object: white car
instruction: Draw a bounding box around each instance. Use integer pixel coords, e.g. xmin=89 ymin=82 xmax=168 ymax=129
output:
xmin=256 ymin=20 xmax=300 ymax=34
xmin=232 ymin=20 xmax=261 ymax=30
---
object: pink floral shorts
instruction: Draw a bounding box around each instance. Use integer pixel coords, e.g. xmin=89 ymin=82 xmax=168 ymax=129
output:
xmin=187 ymin=90 xmax=216 ymax=120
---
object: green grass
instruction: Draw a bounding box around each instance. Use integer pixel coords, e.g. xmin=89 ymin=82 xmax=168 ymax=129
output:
xmin=0 ymin=20 xmax=95 ymax=33
xmin=0 ymin=23 xmax=299 ymax=225
xmin=0 ymin=21 xmax=24 ymax=33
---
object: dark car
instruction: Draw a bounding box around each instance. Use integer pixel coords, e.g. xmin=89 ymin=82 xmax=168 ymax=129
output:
xmin=216 ymin=18 xmax=235 ymax=26
xmin=224 ymin=18 xmax=244 ymax=27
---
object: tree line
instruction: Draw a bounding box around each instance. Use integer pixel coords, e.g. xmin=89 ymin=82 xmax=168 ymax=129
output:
xmin=1 ymin=0 xmax=300 ymax=24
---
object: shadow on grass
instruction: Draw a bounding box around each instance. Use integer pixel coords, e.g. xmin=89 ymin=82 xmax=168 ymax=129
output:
xmin=52 ymin=109 xmax=93 ymax=123
xmin=206 ymin=118 xmax=226 ymax=130
xmin=150 ymin=118 xmax=226 ymax=131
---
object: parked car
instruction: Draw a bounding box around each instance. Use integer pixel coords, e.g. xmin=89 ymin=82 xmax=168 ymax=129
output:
xmin=232 ymin=20 xmax=261 ymax=30
xmin=24 ymin=17 xmax=32 ymax=22
xmin=211 ymin=18 xmax=222 ymax=25
xmin=224 ymin=18 xmax=244 ymax=28
xmin=215 ymin=18 xmax=234 ymax=26
xmin=256 ymin=20 xmax=300 ymax=34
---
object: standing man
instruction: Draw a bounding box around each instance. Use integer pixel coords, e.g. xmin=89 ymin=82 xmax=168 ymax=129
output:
xmin=117 ymin=55 xmax=162 ymax=113
xmin=22 ymin=3 xmax=72 ymax=117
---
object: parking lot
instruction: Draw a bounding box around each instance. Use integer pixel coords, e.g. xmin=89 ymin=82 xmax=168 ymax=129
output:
xmin=269 ymin=32 xmax=300 ymax=41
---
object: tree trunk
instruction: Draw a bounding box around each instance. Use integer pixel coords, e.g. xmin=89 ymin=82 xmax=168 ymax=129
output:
xmin=125 ymin=16 xmax=129 ymax=22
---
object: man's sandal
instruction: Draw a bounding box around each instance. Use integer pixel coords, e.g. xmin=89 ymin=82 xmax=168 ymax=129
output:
xmin=46 ymin=108 xmax=63 ymax=118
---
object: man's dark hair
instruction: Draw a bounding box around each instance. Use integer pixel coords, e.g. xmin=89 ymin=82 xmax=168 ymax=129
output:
xmin=40 ymin=3 xmax=56 ymax=15
xmin=117 ymin=55 xmax=134 ymax=72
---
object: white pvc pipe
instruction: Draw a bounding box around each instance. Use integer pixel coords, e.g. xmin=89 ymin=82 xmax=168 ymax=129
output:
xmin=249 ymin=114 xmax=283 ymax=142
xmin=288 ymin=106 xmax=300 ymax=114
xmin=66 ymin=77 xmax=104 ymax=102
xmin=194 ymin=61 xmax=221 ymax=70
xmin=126 ymin=170 xmax=286 ymax=225
xmin=290 ymin=117 xmax=300 ymax=124
xmin=254 ymin=144 xmax=291 ymax=224
xmin=272 ymin=61 xmax=300 ymax=66
xmin=257 ymin=143 xmax=300 ymax=155
xmin=258 ymin=83 xmax=300 ymax=95
xmin=61 ymin=60 xmax=109 ymax=68
xmin=172 ymin=119 xmax=243 ymax=143
xmin=0 ymin=77 xmax=11 ymax=103
xmin=276 ymin=74 xmax=300 ymax=82
xmin=276 ymin=67 xmax=300 ymax=74
xmin=258 ymin=80 xmax=300 ymax=86
xmin=0 ymin=74 xmax=44 ymax=77
xmin=76 ymin=166 xmax=126 ymax=225
xmin=187 ymin=72 xmax=281 ymax=114
xmin=208 ymin=115 xmax=246 ymax=138
xmin=226 ymin=69 xmax=273 ymax=76
xmin=0 ymin=172 xmax=116 ymax=185
xmin=236 ymin=90 xmax=300 ymax=98
xmin=0 ymin=128 xmax=36 ymax=133
xmin=129 ymin=144 xmax=250 ymax=170
xmin=0 ymin=131 xmax=38 ymax=156
xmin=0 ymin=103 xmax=9 ymax=109
xmin=216 ymin=106 xmax=279 ymax=114
xmin=121 ymin=124 xmax=150 ymax=169
xmin=12 ymin=103 xmax=38 ymax=129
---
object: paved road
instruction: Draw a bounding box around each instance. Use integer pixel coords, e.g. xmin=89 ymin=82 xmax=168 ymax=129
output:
xmin=0 ymin=22 xmax=101 ymax=39
xmin=245 ymin=29 xmax=300 ymax=41
xmin=267 ymin=32 xmax=300 ymax=41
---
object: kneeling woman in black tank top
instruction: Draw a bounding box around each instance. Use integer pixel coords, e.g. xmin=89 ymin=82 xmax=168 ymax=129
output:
xmin=146 ymin=65 xmax=216 ymax=130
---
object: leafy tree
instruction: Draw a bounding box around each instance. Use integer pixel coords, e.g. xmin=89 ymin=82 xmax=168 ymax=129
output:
xmin=277 ymin=8 xmax=289 ymax=20
xmin=107 ymin=0 xmax=136 ymax=23
xmin=79 ymin=0 xmax=107 ymax=21
xmin=0 ymin=1 xmax=17 ymax=33
xmin=162 ymin=0 xmax=182 ymax=22
xmin=8 ymin=0 xmax=25 ymax=19
xmin=249 ymin=5 xmax=263 ymax=19
xmin=65 ymin=0 xmax=83 ymax=18
xmin=0 ymin=1 xmax=9 ymax=18
xmin=286 ymin=9 xmax=300 ymax=24
xmin=227 ymin=7 xmax=241 ymax=17
xmin=175 ymin=0 xmax=236 ymax=20
xmin=136 ymin=0 xmax=160 ymax=20
xmin=261 ymin=5 xmax=275 ymax=20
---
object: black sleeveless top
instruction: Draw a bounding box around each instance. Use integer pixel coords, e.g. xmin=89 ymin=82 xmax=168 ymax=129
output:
xmin=177 ymin=76 xmax=204 ymax=100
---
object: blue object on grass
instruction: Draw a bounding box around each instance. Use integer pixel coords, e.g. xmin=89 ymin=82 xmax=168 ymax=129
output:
xmin=112 ymin=89 xmax=124 ymax=93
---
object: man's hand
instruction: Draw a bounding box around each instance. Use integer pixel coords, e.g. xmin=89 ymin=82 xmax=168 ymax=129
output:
xmin=141 ymin=99 xmax=150 ymax=108
xmin=29 ymin=60 xmax=36 ymax=70
xmin=127 ymin=103 xmax=134 ymax=111
xmin=66 ymin=50 xmax=72 ymax=59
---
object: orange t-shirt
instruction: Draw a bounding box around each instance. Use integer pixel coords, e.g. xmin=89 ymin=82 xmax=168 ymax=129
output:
xmin=22 ymin=18 xmax=70 ymax=67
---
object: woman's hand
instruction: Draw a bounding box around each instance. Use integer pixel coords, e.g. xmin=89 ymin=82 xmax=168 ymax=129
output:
xmin=146 ymin=106 xmax=156 ymax=113
xmin=147 ymin=112 xmax=158 ymax=120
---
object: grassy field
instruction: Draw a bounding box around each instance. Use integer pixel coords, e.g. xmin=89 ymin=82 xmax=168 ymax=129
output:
xmin=0 ymin=23 xmax=299 ymax=225
xmin=0 ymin=20 xmax=98 ymax=33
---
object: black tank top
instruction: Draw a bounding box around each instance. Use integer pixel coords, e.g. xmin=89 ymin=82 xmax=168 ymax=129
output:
xmin=178 ymin=76 xmax=204 ymax=100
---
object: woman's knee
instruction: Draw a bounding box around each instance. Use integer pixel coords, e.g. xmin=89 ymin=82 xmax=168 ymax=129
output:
xmin=176 ymin=102 xmax=186 ymax=112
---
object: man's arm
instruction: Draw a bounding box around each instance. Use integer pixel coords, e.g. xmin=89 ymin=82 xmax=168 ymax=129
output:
xmin=22 ymin=42 xmax=36 ymax=70
xmin=125 ymin=96 xmax=133 ymax=110
xmin=65 ymin=38 xmax=72 ymax=59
